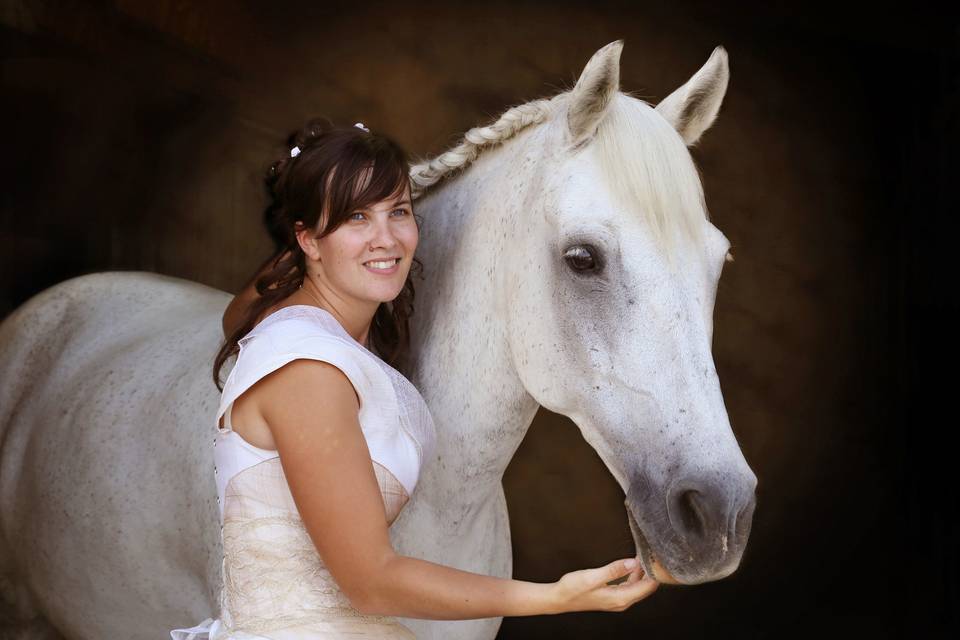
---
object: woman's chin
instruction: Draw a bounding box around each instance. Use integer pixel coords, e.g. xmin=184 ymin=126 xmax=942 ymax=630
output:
xmin=357 ymin=287 xmax=405 ymax=305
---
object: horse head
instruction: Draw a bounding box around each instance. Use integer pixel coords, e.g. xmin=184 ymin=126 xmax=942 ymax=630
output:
xmin=517 ymin=41 xmax=757 ymax=584
xmin=409 ymin=40 xmax=757 ymax=587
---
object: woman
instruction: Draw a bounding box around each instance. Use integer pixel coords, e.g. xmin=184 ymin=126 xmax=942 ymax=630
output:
xmin=172 ymin=119 xmax=659 ymax=639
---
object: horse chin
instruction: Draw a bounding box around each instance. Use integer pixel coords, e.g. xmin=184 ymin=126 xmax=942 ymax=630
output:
xmin=626 ymin=508 xmax=682 ymax=585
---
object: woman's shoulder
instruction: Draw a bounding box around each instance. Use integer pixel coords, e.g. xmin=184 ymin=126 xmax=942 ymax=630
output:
xmin=244 ymin=305 xmax=360 ymax=353
xmin=225 ymin=305 xmax=373 ymax=392
xmin=222 ymin=306 xmax=387 ymax=415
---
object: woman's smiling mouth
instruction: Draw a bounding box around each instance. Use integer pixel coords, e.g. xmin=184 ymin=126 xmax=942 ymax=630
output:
xmin=363 ymin=257 xmax=401 ymax=274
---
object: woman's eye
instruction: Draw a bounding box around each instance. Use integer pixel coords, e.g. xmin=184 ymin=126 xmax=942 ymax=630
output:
xmin=392 ymin=208 xmax=409 ymax=217
xmin=349 ymin=212 xmax=365 ymax=221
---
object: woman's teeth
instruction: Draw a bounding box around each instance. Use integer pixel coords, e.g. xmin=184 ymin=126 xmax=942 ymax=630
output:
xmin=364 ymin=259 xmax=399 ymax=269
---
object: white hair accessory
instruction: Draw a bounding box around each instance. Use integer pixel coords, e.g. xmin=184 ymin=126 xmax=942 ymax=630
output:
xmin=291 ymin=122 xmax=365 ymax=157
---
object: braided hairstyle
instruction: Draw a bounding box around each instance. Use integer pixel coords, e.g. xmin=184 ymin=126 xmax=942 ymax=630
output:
xmin=212 ymin=117 xmax=423 ymax=390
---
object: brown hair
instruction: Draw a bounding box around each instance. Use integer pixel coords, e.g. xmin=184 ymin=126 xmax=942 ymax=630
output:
xmin=212 ymin=117 xmax=423 ymax=390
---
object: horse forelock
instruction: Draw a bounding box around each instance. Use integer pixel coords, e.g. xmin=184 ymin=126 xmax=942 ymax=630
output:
xmin=592 ymin=93 xmax=709 ymax=256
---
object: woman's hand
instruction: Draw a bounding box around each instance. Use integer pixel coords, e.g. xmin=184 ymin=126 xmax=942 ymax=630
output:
xmin=550 ymin=557 xmax=660 ymax=614
xmin=222 ymin=249 xmax=293 ymax=338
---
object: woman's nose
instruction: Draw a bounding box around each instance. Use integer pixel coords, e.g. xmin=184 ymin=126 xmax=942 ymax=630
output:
xmin=369 ymin=216 xmax=399 ymax=249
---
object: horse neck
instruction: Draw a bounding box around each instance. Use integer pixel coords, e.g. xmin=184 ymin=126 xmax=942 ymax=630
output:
xmin=409 ymin=142 xmax=542 ymax=496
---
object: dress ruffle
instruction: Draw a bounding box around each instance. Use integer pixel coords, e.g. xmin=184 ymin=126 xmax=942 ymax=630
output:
xmin=170 ymin=616 xmax=226 ymax=639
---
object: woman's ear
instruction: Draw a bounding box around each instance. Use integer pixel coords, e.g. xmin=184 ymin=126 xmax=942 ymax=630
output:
xmin=294 ymin=221 xmax=321 ymax=261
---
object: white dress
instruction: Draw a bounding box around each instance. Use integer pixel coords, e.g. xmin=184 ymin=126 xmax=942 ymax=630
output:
xmin=171 ymin=305 xmax=436 ymax=639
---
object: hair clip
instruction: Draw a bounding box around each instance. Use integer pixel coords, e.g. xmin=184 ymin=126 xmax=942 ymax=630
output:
xmin=290 ymin=146 xmax=301 ymax=158
xmin=354 ymin=122 xmax=370 ymax=132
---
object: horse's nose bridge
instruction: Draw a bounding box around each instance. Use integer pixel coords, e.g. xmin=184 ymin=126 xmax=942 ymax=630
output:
xmin=635 ymin=287 xmax=720 ymax=397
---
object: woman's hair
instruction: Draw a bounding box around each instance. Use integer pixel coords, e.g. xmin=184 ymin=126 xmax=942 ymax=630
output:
xmin=212 ymin=117 xmax=423 ymax=390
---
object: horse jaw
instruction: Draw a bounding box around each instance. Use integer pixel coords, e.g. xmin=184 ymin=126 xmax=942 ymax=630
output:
xmin=626 ymin=506 xmax=674 ymax=584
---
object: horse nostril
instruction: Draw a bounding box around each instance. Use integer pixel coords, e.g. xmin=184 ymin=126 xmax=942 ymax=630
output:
xmin=676 ymin=489 xmax=708 ymax=539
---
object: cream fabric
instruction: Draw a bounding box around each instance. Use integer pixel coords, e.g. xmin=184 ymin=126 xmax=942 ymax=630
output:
xmin=171 ymin=306 xmax=436 ymax=639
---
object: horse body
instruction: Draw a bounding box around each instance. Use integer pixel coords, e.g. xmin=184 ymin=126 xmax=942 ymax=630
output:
xmin=0 ymin=274 xmax=227 ymax=637
xmin=1 ymin=41 xmax=757 ymax=640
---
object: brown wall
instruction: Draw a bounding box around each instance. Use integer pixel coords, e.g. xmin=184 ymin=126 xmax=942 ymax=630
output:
xmin=2 ymin=1 xmax=955 ymax=637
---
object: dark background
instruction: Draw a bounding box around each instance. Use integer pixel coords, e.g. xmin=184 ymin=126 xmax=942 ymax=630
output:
xmin=2 ymin=1 xmax=956 ymax=637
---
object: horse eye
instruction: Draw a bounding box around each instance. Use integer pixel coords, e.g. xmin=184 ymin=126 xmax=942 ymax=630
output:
xmin=563 ymin=245 xmax=599 ymax=273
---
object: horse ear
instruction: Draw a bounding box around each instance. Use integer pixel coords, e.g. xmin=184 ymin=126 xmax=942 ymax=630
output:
xmin=655 ymin=46 xmax=730 ymax=146
xmin=566 ymin=39 xmax=624 ymax=149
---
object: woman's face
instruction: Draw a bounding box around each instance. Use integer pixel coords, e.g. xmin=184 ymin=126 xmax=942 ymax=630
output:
xmin=301 ymin=182 xmax=418 ymax=306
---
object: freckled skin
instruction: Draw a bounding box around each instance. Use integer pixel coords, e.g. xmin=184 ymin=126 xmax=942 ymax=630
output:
xmin=0 ymin=42 xmax=756 ymax=640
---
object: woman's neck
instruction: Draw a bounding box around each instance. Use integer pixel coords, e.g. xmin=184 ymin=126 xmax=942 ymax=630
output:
xmin=295 ymin=281 xmax=375 ymax=347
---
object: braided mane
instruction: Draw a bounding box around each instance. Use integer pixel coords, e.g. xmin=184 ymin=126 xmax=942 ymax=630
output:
xmin=409 ymin=99 xmax=553 ymax=201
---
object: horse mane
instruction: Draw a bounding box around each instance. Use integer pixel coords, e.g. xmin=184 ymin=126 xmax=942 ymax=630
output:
xmin=408 ymin=98 xmax=553 ymax=200
xmin=410 ymin=91 xmax=708 ymax=252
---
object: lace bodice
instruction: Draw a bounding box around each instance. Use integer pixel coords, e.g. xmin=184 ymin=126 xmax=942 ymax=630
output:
xmin=216 ymin=457 xmax=414 ymax=638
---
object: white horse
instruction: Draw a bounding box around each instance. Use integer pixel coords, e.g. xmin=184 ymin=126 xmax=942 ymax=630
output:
xmin=0 ymin=40 xmax=756 ymax=640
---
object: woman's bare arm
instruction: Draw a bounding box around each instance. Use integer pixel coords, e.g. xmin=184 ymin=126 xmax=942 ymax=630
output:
xmin=250 ymin=359 xmax=659 ymax=620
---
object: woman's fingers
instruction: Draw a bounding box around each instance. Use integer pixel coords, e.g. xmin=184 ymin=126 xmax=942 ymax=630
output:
xmin=627 ymin=574 xmax=659 ymax=600
xmin=607 ymin=573 xmax=659 ymax=610
xmin=624 ymin=559 xmax=643 ymax=584
xmin=599 ymin=557 xmax=639 ymax=585
xmin=555 ymin=557 xmax=660 ymax=614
